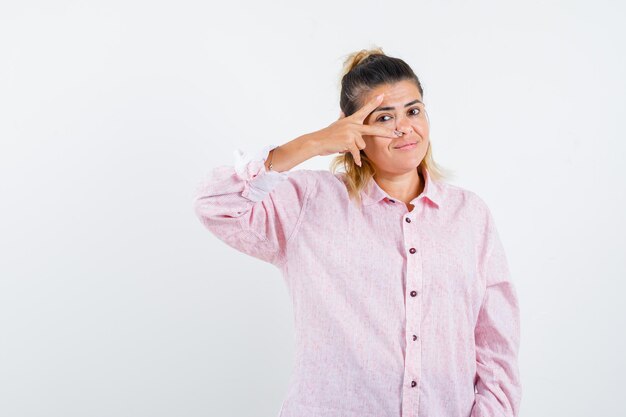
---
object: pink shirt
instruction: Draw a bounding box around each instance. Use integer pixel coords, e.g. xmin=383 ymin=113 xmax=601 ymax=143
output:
xmin=193 ymin=144 xmax=522 ymax=417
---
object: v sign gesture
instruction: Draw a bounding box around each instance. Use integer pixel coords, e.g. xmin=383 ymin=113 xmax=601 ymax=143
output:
xmin=312 ymin=93 xmax=398 ymax=166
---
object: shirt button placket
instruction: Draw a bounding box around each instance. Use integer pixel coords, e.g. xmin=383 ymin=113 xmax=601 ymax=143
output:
xmin=402 ymin=214 xmax=422 ymax=416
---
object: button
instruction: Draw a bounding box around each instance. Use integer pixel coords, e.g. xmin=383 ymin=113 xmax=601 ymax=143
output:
xmin=410 ymin=290 xmax=417 ymax=297
xmin=405 ymin=217 xmax=411 ymax=223
xmin=411 ymin=381 xmax=417 ymax=387
xmin=412 ymin=334 xmax=418 ymax=341
xmin=409 ymin=248 xmax=416 ymax=254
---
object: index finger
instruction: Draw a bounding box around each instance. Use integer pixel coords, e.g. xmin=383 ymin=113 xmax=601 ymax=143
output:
xmin=358 ymin=124 xmax=398 ymax=139
xmin=351 ymin=93 xmax=384 ymax=124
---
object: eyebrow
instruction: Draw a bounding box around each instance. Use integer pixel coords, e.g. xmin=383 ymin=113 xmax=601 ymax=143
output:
xmin=372 ymin=99 xmax=423 ymax=113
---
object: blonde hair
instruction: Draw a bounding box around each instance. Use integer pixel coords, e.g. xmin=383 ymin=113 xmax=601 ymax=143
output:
xmin=330 ymin=46 xmax=453 ymax=207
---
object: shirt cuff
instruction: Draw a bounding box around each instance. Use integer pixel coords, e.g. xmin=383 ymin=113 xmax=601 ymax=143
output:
xmin=233 ymin=144 xmax=290 ymax=202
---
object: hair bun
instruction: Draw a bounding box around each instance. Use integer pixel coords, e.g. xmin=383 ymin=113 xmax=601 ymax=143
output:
xmin=341 ymin=47 xmax=386 ymax=77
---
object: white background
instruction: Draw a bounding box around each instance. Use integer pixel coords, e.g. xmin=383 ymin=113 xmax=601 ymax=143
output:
xmin=1 ymin=1 xmax=624 ymax=416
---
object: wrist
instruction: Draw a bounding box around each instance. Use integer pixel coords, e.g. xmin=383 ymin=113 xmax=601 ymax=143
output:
xmin=299 ymin=131 xmax=322 ymax=158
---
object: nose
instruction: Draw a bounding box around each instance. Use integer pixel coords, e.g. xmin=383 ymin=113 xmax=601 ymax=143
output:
xmin=395 ymin=117 xmax=413 ymax=134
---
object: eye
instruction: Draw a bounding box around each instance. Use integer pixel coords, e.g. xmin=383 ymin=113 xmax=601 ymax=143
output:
xmin=375 ymin=107 xmax=421 ymax=122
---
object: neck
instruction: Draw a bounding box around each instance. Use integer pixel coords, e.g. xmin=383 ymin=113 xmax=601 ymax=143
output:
xmin=374 ymin=167 xmax=424 ymax=205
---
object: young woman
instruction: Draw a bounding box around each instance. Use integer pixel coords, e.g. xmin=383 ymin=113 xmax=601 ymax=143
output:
xmin=193 ymin=48 xmax=522 ymax=417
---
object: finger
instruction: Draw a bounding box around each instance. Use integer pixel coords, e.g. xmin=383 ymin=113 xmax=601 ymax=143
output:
xmin=358 ymin=124 xmax=398 ymax=139
xmin=352 ymin=93 xmax=384 ymax=124
xmin=349 ymin=145 xmax=362 ymax=167
xmin=355 ymin=136 xmax=366 ymax=150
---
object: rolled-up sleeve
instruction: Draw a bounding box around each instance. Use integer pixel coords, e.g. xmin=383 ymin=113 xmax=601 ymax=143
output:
xmin=471 ymin=205 xmax=522 ymax=417
xmin=193 ymin=144 xmax=314 ymax=267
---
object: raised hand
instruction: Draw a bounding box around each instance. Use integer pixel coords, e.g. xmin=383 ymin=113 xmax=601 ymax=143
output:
xmin=313 ymin=93 xmax=397 ymax=166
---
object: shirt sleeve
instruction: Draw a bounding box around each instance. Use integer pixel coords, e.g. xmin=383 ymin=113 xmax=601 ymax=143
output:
xmin=193 ymin=144 xmax=314 ymax=268
xmin=471 ymin=204 xmax=522 ymax=417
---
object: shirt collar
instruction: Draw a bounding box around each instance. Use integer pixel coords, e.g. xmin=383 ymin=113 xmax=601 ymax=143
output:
xmin=361 ymin=165 xmax=441 ymax=208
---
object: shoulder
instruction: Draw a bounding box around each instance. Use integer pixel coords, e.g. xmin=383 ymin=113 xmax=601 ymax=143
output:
xmin=437 ymin=181 xmax=494 ymax=221
xmin=283 ymin=169 xmax=355 ymax=207
xmin=276 ymin=169 xmax=346 ymax=199
xmin=284 ymin=169 xmax=346 ymax=189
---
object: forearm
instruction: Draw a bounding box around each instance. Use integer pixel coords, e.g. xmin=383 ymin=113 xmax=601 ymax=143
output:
xmin=265 ymin=133 xmax=320 ymax=172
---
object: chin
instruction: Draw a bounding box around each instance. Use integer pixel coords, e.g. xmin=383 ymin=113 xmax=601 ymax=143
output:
xmin=391 ymin=162 xmax=421 ymax=173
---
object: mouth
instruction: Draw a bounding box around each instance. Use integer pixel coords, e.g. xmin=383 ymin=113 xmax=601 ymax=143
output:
xmin=393 ymin=141 xmax=418 ymax=150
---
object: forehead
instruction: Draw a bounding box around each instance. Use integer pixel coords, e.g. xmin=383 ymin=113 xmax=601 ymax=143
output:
xmin=365 ymin=80 xmax=422 ymax=104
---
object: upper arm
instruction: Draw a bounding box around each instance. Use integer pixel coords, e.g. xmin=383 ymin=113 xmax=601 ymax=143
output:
xmin=193 ymin=144 xmax=316 ymax=267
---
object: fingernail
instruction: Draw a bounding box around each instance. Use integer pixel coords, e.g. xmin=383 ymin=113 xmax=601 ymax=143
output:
xmin=376 ymin=94 xmax=384 ymax=100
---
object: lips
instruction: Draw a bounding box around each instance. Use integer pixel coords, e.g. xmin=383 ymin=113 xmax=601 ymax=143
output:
xmin=393 ymin=141 xmax=418 ymax=149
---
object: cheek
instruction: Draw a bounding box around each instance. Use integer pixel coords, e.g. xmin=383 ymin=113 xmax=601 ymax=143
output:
xmin=415 ymin=117 xmax=430 ymax=130
xmin=413 ymin=121 xmax=429 ymax=137
xmin=362 ymin=139 xmax=389 ymax=159
xmin=363 ymin=136 xmax=384 ymax=149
